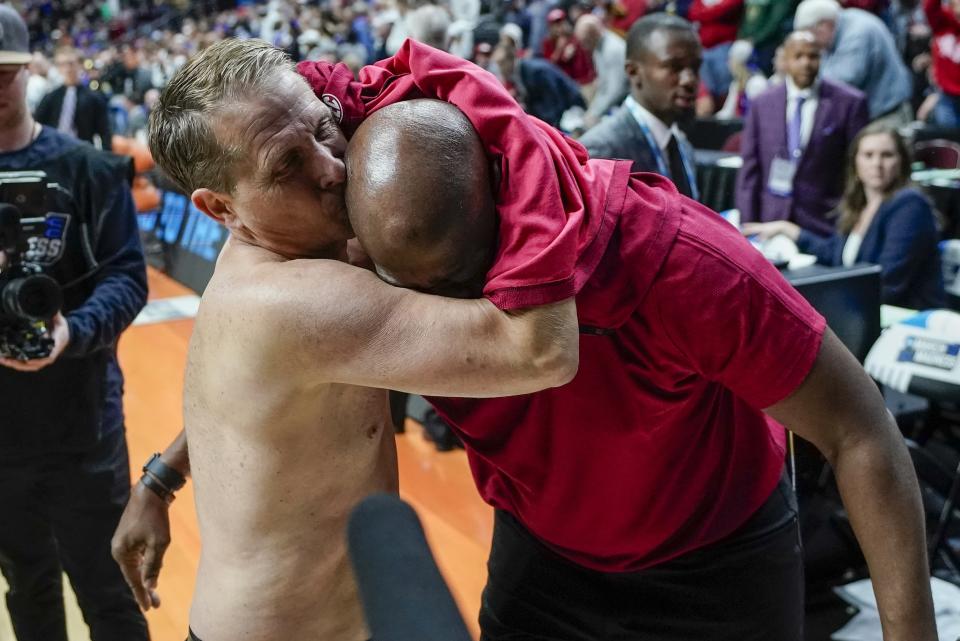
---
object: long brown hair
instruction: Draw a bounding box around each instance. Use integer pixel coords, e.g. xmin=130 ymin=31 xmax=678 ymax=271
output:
xmin=837 ymin=122 xmax=913 ymax=235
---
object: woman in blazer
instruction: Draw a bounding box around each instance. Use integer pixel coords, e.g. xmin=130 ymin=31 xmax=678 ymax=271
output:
xmin=744 ymin=123 xmax=945 ymax=310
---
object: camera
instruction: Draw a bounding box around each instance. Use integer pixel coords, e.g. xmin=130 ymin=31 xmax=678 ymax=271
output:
xmin=0 ymin=172 xmax=64 ymax=361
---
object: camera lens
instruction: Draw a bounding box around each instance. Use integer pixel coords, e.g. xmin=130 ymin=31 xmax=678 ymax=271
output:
xmin=1 ymin=274 xmax=62 ymax=320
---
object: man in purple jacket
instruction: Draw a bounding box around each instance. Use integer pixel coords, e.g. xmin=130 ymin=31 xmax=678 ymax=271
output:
xmin=736 ymin=31 xmax=868 ymax=236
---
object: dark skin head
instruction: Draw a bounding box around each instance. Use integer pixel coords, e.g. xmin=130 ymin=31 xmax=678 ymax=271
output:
xmin=784 ymin=31 xmax=821 ymax=89
xmin=625 ymin=28 xmax=701 ymax=126
xmin=345 ymin=99 xmax=498 ymax=298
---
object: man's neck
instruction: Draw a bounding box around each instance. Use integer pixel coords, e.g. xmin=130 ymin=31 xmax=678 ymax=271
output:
xmin=630 ymin=92 xmax=675 ymax=128
xmin=0 ymin=115 xmax=37 ymax=154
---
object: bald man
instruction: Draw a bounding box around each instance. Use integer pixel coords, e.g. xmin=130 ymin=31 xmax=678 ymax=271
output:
xmin=736 ymin=30 xmax=869 ymax=235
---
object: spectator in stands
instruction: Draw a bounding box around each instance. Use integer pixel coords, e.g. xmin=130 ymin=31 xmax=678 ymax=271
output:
xmin=574 ymin=14 xmax=629 ymax=128
xmin=744 ymin=124 xmax=945 ymax=310
xmin=923 ymin=0 xmax=960 ymax=127
xmin=580 ymin=14 xmax=700 ymax=197
xmin=25 ymin=51 xmax=54 ymax=114
xmin=492 ymin=42 xmax=586 ymax=127
xmin=542 ymin=9 xmax=597 ymax=87
xmin=102 ymin=45 xmax=154 ymax=105
xmin=795 ymin=0 xmax=914 ymax=124
xmin=714 ymin=39 xmax=769 ymax=117
xmin=688 ymin=0 xmax=744 ymax=103
xmin=737 ymin=31 xmax=869 ymax=236
xmin=500 ymin=22 xmax=527 ymax=55
xmin=407 ymin=4 xmax=452 ymax=50
xmin=738 ymin=0 xmax=800 ymax=72
xmin=35 ymin=46 xmax=112 ymax=150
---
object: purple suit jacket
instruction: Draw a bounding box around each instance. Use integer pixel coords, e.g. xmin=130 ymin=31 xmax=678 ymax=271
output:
xmin=735 ymin=79 xmax=869 ymax=236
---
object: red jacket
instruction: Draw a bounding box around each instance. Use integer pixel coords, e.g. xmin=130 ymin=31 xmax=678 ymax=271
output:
xmin=688 ymin=0 xmax=744 ymax=48
xmin=541 ymin=35 xmax=597 ymax=85
xmin=925 ymin=0 xmax=960 ymax=97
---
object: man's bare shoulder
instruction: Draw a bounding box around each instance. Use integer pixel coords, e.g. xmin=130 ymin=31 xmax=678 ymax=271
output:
xmin=198 ymin=240 xmax=373 ymax=357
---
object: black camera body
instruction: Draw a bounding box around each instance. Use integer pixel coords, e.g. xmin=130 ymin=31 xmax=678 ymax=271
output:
xmin=0 ymin=172 xmax=64 ymax=361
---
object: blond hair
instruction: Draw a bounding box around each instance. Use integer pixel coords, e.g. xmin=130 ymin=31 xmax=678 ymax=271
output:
xmin=148 ymin=38 xmax=294 ymax=195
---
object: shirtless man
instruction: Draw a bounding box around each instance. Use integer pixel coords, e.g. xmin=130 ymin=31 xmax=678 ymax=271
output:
xmin=119 ymin=40 xmax=576 ymax=641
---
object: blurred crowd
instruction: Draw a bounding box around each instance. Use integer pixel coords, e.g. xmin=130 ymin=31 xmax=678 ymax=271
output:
xmin=13 ymin=0 xmax=960 ymax=146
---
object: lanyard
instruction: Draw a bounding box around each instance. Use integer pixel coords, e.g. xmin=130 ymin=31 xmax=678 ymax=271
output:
xmin=623 ymin=97 xmax=699 ymax=201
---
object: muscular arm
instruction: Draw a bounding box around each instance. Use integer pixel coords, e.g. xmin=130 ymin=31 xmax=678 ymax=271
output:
xmin=247 ymin=258 xmax=579 ymax=397
xmin=765 ymin=330 xmax=936 ymax=640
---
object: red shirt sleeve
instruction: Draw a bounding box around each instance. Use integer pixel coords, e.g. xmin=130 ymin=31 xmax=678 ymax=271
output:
xmin=652 ymin=202 xmax=826 ymax=410
xmin=297 ymin=39 xmax=601 ymax=309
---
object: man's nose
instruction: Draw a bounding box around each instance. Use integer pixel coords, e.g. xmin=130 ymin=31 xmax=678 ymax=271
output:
xmin=312 ymin=144 xmax=346 ymax=190
xmin=679 ymin=68 xmax=698 ymax=88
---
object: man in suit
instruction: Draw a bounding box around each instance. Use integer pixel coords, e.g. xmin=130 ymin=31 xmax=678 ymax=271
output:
xmin=579 ymin=14 xmax=701 ymax=199
xmin=35 ymin=47 xmax=112 ymax=151
xmin=736 ymin=31 xmax=868 ymax=236
xmin=492 ymin=42 xmax=585 ymax=128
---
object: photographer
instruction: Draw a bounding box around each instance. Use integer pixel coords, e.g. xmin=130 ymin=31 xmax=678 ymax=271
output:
xmin=0 ymin=5 xmax=149 ymax=641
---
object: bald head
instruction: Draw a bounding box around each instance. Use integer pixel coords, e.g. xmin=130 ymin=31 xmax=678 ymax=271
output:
xmin=346 ymin=100 xmax=497 ymax=298
xmin=574 ymin=14 xmax=604 ymax=52
xmin=783 ymin=30 xmax=821 ymax=89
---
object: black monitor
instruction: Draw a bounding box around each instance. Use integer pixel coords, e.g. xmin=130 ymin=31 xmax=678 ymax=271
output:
xmin=785 ymin=264 xmax=882 ymax=363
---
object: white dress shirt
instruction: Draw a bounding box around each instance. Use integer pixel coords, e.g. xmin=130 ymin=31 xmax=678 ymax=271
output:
xmin=57 ymin=86 xmax=77 ymax=137
xmin=625 ymin=97 xmax=681 ymax=156
xmin=785 ymin=77 xmax=820 ymax=153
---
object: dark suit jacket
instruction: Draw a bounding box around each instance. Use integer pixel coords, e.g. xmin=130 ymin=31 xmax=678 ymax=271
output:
xmin=518 ymin=58 xmax=585 ymax=128
xmin=735 ymin=78 xmax=868 ymax=236
xmin=579 ymin=105 xmax=660 ymax=173
xmin=579 ymin=104 xmax=699 ymax=199
xmin=797 ymin=188 xmax=945 ymax=310
xmin=35 ymin=85 xmax=112 ymax=151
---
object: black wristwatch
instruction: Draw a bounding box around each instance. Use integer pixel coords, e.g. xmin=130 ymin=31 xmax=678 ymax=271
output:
xmin=140 ymin=452 xmax=186 ymax=502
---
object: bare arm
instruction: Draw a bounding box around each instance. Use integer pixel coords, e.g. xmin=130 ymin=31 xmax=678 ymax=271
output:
xmin=246 ymin=258 xmax=579 ymax=397
xmin=765 ymin=330 xmax=936 ymax=641
xmin=111 ymin=429 xmax=189 ymax=611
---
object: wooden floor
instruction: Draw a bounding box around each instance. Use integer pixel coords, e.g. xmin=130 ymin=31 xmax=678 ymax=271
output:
xmin=0 ymin=268 xmax=492 ymax=641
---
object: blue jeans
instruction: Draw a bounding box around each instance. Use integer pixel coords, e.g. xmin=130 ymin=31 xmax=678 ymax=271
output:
xmin=701 ymin=42 xmax=734 ymax=97
xmin=931 ymin=92 xmax=960 ymax=128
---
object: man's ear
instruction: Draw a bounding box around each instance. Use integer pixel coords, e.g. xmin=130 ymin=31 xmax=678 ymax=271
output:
xmin=192 ymin=188 xmax=240 ymax=231
xmin=625 ymin=60 xmax=641 ymax=86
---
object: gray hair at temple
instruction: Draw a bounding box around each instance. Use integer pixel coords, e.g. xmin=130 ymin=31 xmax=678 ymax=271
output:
xmin=148 ymin=38 xmax=295 ymax=195
xmin=794 ymin=0 xmax=842 ymax=30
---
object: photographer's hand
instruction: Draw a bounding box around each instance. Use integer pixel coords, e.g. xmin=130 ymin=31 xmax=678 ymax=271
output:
xmin=111 ymin=481 xmax=168 ymax=611
xmin=0 ymin=312 xmax=71 ymax=371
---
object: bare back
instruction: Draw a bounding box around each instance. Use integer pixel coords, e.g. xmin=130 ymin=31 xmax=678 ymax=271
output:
xmin=185 ymin=238 xmax=397 ymax=641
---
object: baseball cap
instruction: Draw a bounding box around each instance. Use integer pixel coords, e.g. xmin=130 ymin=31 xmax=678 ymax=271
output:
xmin=0 ymin=5 xmax=31 ymax=66
xmin=547 ymin=8 xmax=567 ymax=23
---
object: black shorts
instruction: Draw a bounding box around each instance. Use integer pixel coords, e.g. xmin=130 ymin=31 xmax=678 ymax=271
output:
xmin=480 ymin=474 xmax=804 ymax=641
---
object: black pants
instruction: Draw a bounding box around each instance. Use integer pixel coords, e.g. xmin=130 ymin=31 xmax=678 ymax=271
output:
xmin=480 ymin=475 xmax=804 ymax=641
xmin=0 ymin=426 xmax=149 ymax=641
xmin=187 ymin=629 xmax=201 ymax=641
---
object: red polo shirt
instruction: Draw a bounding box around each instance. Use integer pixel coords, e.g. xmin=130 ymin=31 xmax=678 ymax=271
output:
xmin=298 ymin=40 xmax=826 ymax=571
